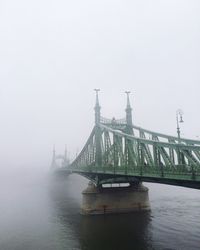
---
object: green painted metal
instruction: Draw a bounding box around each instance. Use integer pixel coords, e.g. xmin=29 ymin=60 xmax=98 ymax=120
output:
xmin=56 ymin=91 xmax=200 ymax=188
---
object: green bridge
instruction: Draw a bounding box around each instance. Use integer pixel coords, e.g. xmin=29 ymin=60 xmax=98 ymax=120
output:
xmin=53 ymin=90 xmax=200 ymax=190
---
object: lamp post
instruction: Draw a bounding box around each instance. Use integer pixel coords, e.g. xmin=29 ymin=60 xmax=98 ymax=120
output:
xmin=176 ymin=109 xmax=184 ymax=141
xmin=176 ymin=109 xmax=184 ymax=166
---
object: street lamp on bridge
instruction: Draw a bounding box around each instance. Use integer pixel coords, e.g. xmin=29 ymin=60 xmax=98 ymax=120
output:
xmin=176 ymin=109 xmax=184 ymax=140
xmin=94 ymin=88 xmax=100 ymax=97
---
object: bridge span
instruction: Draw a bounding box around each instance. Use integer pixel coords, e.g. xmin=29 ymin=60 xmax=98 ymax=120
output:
xmin=53 ymin=90 xmax=200 ymax=214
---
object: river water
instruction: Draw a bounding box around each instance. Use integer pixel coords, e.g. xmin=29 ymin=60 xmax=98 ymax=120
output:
xmin=0 ymin=171 xmax=200 ymax=250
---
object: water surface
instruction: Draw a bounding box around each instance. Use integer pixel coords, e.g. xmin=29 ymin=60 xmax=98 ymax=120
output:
xmin=0 ymin=171 xmax=200 ymax=250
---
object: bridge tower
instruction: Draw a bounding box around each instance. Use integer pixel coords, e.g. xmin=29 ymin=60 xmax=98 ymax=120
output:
xmin=94 ymin=89 xmax=102 ymax=169
xmin=125 ymin=91 xmax=133 ymax=135
xmin=124 ymin=91 xmax=134 ymax=172
xmin=81 ymin=90 xmax=150 ymax=215
xmin=94 ymin=88 xmax=101 ymax=125
xmin=63 ymin=145 xmax=70 ymax=167
xmin=51 ymin=145 xmax=56 ymax=169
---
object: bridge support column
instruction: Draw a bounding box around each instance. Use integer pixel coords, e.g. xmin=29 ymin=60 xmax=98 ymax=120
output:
xmin=81 ymin=182 xmax=150 ymax=215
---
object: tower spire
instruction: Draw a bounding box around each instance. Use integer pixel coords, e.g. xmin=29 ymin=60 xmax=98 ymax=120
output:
xmin=94 ymin=89 xmax=101 ymax=125
xmin=63 ymin=144 xmax=69 ymax=166
xmin=51 ymin=144 xmax=56 ymax=169
xmin=64 ymin=144 xmax=67 ymax=161
xmin=125 ymin=91 xmax=131 ymax=108
xmin=125 ymin=91 xmax=133 ymax=133
xmin=53 ymin=144 xmax=56 ymax=159
xmin=94 ymin=89 xmax=102 ymax=167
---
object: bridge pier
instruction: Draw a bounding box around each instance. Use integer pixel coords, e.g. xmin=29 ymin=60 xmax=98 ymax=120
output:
xmin=81 ymin=182 xmax=150 ymax=215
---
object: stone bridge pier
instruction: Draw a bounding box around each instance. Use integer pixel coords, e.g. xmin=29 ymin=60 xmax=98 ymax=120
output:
xmin=81 ymin=181 xmax=150 ymax=215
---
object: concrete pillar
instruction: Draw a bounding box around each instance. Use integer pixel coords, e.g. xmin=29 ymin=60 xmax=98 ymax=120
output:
xmin=81 ymin=182 xmax=150 ymax=215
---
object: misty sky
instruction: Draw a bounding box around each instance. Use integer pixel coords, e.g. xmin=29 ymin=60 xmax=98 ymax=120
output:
xmin=0 ymin=0 xmax=200 ymax=171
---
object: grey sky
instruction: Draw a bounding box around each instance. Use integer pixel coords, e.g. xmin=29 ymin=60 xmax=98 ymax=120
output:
xmin=0 ymin=0 xmax=200 ymax=170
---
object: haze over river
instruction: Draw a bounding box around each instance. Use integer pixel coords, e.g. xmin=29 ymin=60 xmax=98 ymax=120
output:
xmin=0 ymin=170 xmax=200 ymax=250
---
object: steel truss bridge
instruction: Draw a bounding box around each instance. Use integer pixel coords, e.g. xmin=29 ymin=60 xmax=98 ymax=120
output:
xmin=55 ymin=91 xmax=200 ymax=189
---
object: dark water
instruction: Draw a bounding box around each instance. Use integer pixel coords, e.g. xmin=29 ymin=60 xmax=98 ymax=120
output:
xmin=0 ymin=171 xmax=200 ymax=250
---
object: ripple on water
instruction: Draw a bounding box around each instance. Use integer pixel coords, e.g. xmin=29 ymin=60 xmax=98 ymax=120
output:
xmin=148 ymin=184 xmax=200 ymax=250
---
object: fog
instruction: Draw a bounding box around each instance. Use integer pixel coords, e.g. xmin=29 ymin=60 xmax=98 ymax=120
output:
xmin=1 ymin=2 xmax=200 ymax=249
xmin=0 ymin=0 xmax=200 ymax=173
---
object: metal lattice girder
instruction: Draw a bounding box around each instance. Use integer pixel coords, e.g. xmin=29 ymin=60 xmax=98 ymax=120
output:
xmin=181 ymin=149 xmax=200 ymax=168
xmin=102 ymin=130 xmax=111 ymax=165
xmin=133 ymin=125 xmax=200 ymax=146
xmin=56 ymin=92 xmax=200 ymax=188
xmin=194 ymin=151 xmax=200 ymax=162
xmin=157 ymin=146 xmax=174 ymax=167
xmin=69 ymin=123 xmax=200 ymax=173
xmin=125 ymin=138 xmax=137 ymax=167
xmin=70 ymin=127 xmax=96 ymax=169
xmin=100 ymin=124 xmax=200 ymax=168
xmin=140 ymin=143 xmax=154 ymax=167
xmin=114 ymin=134 xmax=125 ymax=167
xmin=138 ymin=130 xmax=154 ymax=167
xmin=168 ymin=139 xmax=175 ymax=164
xmin=65 ymin=116 xmax=200 ymax=189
